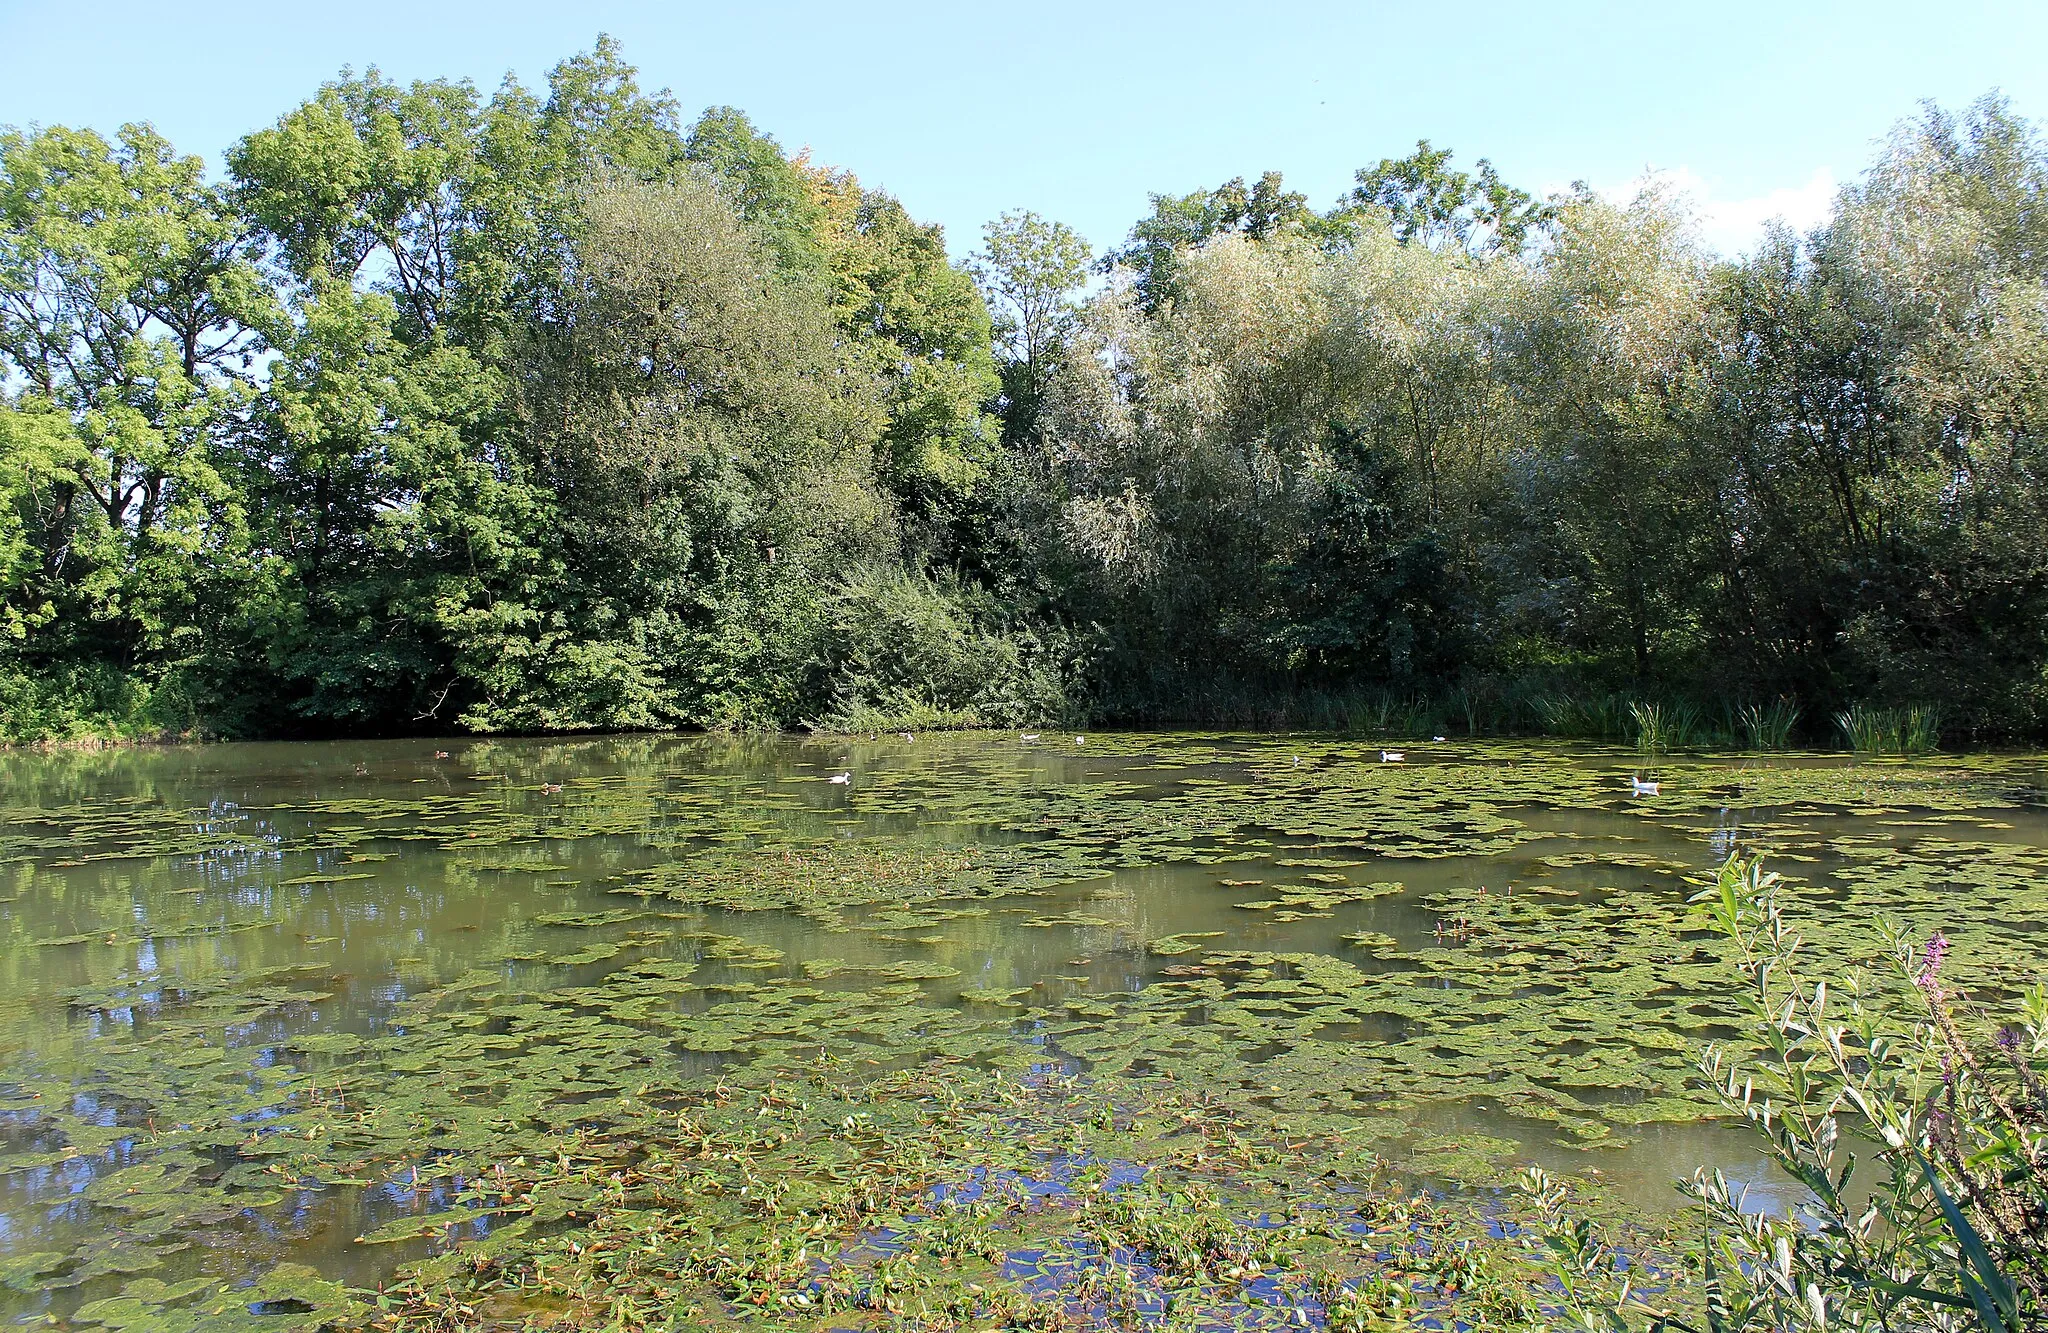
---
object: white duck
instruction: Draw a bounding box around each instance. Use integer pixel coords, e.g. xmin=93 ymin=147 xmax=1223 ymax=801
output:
xmin=1020 ymin=733 xmax=1040 ymax=742
xmin=827 ymin=772 xmax=852 ymax=785
xmin=1381 ymin=750 xmax=1405 ymax=763
xmin=1629 ymin=775 xmax=1660 ymax=797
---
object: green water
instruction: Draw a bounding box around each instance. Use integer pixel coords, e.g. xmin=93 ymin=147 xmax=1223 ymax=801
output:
xmin=2 ymin=732 xmax=2044 ymax=1324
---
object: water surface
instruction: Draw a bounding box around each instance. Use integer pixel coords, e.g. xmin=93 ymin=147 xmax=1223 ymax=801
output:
xmin=2 ymin=732 xmax=2043 ymax=1321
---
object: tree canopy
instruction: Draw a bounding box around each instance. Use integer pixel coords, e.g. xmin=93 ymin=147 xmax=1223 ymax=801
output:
xmin=5 ymin=46 xmax=2047 ymax=743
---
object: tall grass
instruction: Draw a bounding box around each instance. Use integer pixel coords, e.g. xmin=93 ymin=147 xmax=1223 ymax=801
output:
xmin=1837 ymin=704 xmax=1942 ymax=756
xmin=1628 ymin=699 xmax=1706 ymax=753
xmin=1736 ymin=697 xmax=1800 ymax=749
xmin=1534 ymin=693 xmax=1633 ymax=740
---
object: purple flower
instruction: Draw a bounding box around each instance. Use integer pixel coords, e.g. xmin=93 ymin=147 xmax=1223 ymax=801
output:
xmin=1996 ymin=1027 xmax=2019 ymax=1052
xmin=1916 ymin=932 xmax=1951 ymax=991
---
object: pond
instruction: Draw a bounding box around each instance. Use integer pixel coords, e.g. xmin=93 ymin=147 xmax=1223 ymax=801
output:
xmin=2 ymin=732 xmax=2045 ymax=1329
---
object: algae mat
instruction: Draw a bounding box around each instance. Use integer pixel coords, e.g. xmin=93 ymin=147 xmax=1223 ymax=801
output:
xmin=0 ymin=733 xmax=2043 ymax=1328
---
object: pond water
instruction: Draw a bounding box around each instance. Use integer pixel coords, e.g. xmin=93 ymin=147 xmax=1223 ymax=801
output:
xmin=2 ymin=732 xmax=2044 ymax=1326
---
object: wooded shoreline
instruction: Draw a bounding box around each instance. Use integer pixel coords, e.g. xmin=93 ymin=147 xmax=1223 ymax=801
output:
xmin=7 ymin=41 xmax=2048 ymax=748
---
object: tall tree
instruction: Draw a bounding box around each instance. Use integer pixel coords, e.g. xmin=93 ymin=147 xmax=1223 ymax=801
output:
xmin=973 ymin=210 xmax=1092 ymax=444
xmin=1104 ymin=170 xmax=1311 ymax=312
xmin=0 ymin=123 xmax=266 ymax=677
xmin=1333 ymin=140 xmax=1550 ymax=260
xmin=486 ymin=173 xmax=886 ymax=730
xmin=807 ymin=170 xmax=999 ymax=518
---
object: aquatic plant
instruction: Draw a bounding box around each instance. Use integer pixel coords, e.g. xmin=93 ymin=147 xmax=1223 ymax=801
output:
xmin=1537 ymin=855 xmax=2048 ymax=1332
xmin=1838 ymin=703 xmax=1943 ymax=756
xmin=1630 ymin=700 xmax=1706 ymax=754
xmin=1735 ymin=697 xmax=1800 ymax=750
xmin=1536 ymin=693 xmax=1634 ymax=741
xmin=4 ymin=734 xmax=2044 ymax=1329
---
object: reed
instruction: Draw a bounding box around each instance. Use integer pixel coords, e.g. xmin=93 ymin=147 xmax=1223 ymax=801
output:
xmin=1838 ymin=703 xmax=1942 ymax=756
xmin=1736 ymin=697 xmax=1800 ymax=750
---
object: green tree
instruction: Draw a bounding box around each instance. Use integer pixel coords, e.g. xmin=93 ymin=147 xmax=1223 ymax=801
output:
xmin=219 ymin=279 xmax=520 ymax=730
xmin=1104 ymin=170 xmax=1311 ymax=312
xmin=1494 ymin=183 xmax=1718 ymax=682
xmin=0 ymin=123 xmax=266 ymax=705
xmin=809 ymin=170 xmax=1000 ymax=520
xmin=684 ymin=106 xmax=826 ymax=281
xmin=481 ymin=173 xmax=887 ymax=730
xmin=1332 ymin=139 xmax=1550 ymax=260
xmin=974 ymin=210 xmax=1092 ymax=444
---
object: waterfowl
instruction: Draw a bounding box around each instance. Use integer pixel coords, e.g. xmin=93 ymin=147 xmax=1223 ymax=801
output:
xmin=1381 ymin=750 xmax=1405 ymax=763
xmin=1074 ymin=736 xmax=1087 ymax=745
xmin=827 ymin=772 xmax=852 ymax=785
xmin=1021 ymin=733 xmax=1040 ymax=741
xmin=1630 ymin=775 xmax=1660 ymax=797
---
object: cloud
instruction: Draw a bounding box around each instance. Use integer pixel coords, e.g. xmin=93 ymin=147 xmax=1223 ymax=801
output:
xmin=1585 ymin=166 xmax=1841 ymax=258
xmin=1666 ymin=166 xmax=1839 ymax=256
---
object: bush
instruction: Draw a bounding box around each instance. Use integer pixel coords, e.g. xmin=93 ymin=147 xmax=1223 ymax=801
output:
xmin=1536 ymin=856 xmax=2047 ymax=1332
xmin=811 ymin=565 xmax=1088 ymax=731
xmin=0 ymin=660 xmax=155 ymax=744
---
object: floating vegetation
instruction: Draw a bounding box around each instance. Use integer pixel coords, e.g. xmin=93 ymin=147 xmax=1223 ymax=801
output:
xmin=0 ymin=732 xmax=2041 ymax=1328
xmin=1147 ymin=931 xmax=1225 ymax=956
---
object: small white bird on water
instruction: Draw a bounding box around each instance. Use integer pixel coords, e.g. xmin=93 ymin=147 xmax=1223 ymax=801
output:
xmin=827 ymin=772 xmax=852 ymax=785
xmin=1381 ymin=750 xmax=1405 ymax=763
xmin=898 ymin=732 xmax=915 ymax=742
xmin=1020 ymin=733 xmax=1040 ymax=742
xmin=1630 ymin=775 xmax=1660 ymax=797
xmin=1432 ymin=735 xmax=1447 ymax=743
xmin=1074 ymin=735 xmax=1087 ymax=745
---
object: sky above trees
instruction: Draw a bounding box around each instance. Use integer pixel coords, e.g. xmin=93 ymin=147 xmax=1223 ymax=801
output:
xmin=2 ymin=0 xmax=2042 ymax=261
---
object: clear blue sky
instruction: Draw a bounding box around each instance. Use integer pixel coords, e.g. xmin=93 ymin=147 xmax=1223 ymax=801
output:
xmin=2 ymin=0 xmax=2042 ymax=259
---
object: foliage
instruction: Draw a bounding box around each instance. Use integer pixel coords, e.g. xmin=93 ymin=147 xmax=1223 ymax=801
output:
xmin=5 ymin=54 xmax=2048 ymax=741
xmin=1537 ymin=854 xmax=2048 ymax=1333
xmin=972 ymin=209 xmax=1093 ymax=445
xmin=809 ymin=170 xmax=1002 ymax=517
xmin=813 ymin=563 xmax=1087 ymax=731
xmin=1330 ymin=138 xmax=1553 ymax=259
xmin=1102 ymin=168 xmax=1313 ymax=312
xmin=1839 ymin=703 xmax=1944 ymax=755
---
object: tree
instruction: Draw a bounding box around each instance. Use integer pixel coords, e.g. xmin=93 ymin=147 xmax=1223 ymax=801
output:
xmin=0 ymin=123 xmax=266 ymax=683
xmin=480 ymin=173 xmax=887 ymax=730
xmin=1333 ymin=140 xmax=1550 ymax=260
xmin=684 ymin=106 xmax=826 ymax=281
xmin=221 ymin=278 xmax=518 ymax=730
xmin=973 ymin=210 xmax=1092 ymax=444
xmin=1494 ymin=183 xmax=1718 ymax=682
xmin=1104 ymin=170 xmax=1311 ymax=312
xmin=805 ymin=170 xmax=1000 ymax=520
